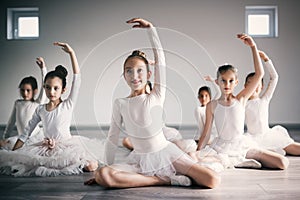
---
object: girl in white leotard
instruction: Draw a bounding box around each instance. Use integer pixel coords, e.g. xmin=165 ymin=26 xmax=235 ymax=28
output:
xmin=244 ymin=50 xmax=300 ymax=156
xmin=189 ymin=34 xmax=289 ymax=170
xmin=84 ymin=18 xmax=220 ymax=189
xmin=194 ymin=75 xmax=220 ymax=144
xmin=0 ymin=58 xmax=47 ymax=150
xmin=0 ymin=42 xmax=102 ymax=176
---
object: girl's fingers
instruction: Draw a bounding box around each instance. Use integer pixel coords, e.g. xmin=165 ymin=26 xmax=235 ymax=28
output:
xmin=54 ymin=42 xmax=66 ymax=47
xmin=126 ymin=17 xmax=141 ymax=23
xmin=132 ymin=24 xmax=142 ymax=28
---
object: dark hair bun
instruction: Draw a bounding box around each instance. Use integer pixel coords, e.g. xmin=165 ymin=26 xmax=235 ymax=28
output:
xmin=131 ymin=50 xmax=146 ymax=59
xmin=55 ymin=65 xmax=68 ymax=78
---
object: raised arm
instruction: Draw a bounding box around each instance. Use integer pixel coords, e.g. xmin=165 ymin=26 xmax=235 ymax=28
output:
xmin=236 ymin=34 xmax=264 ymax=105
xmin=259 ymin=51 xmax=279 ymax=100
xmin=127 ymin=18 xmax=166 ymax=98
xmin=54 ymin=42 xmax=80 ymax=74
xmin=35 ymin=57 xmax=47 ymax=104
xmin=54 ymin=42 xmax=81 ymax=103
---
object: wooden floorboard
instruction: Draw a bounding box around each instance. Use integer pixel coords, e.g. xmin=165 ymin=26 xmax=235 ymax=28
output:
xmin=0 ymin=129 xmax=299 ymax=199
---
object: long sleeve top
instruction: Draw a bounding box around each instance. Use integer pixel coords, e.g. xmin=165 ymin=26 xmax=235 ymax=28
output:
xmin=3 ymin=67 xmax=47 ymax=139
xmin=104 ymin=27 xmax=166 ymax=165
xmin=245 ymin=60 xmax=279 ymax=135
xmin=18 ymin=73 xmax=81 ymax=143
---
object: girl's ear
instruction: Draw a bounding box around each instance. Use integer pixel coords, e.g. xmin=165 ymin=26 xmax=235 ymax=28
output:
xmin=147 ymin=71 xmax=152 ymax=80
xmin=33 ymin=89 xmax=38 ymax=95
xmin=215 ymin=79 xmax=219 ymax=85
xmin=62 ymin=88 xmax=67 ymax=94
xmin=235 ymin=79 xmax=239 ymax=86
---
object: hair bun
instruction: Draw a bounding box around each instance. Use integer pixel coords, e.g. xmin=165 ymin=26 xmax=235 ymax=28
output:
xmin=55 ymin=65 xmax=68 ymax=78
xmin=131 ymin=50 xmax=146 ymax=58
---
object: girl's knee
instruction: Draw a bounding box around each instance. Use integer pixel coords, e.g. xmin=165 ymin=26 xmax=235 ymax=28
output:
xmin=205 ymin=170 xmax=221 ymax=189
xmin=95 ymin=166 xmax=116 ymax=187
xmin=246 ymin=148 xmax=262 ymax=159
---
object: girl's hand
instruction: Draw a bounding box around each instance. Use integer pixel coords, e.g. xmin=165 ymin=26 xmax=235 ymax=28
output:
xmin=126 ymin=18 xmax=153 ymax=28
xmin=204 ymin=75 xmax=214 ymax=82
xmin=258 ymin=50 xmax=270 ymax=62
xmin=54 ymin=42 xmax=74 ymax=54
xmin=43 ymin=138 xmax=56 ymax=149
xmin=36 ymin=57 xmax=46 ymax=69
xmin=237 ymin=33 xmax=256 ymax=47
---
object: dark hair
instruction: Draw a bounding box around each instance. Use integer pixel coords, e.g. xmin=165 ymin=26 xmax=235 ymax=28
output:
xmin=245 ymin=72 xmax=264 ymax=85
xmin=123 ymin=50 xmax=150 ymax=72
xmin=147 ymin=80 xmax=152 ymax=91
xmin=217 ymin=64 xmax=238 ymax=78
xmin=198 ymin=86 xmax=211 ymax=99
xmin=19 ymin=76 xmax=38 ymax=91
xmin=19 ymin=76 xmax=38 ymax=101
xmin=44 ymin=65 xmax=68 ymax=89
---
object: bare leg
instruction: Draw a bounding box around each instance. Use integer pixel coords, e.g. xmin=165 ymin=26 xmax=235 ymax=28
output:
xmin=90 ymin=166 xmax=169 ymax=188
xmin=284 ymin=142 xmax=300 ymax=156
xmin=172 ymin=155 xmax=221 ymax=188
xmin=246 ymin=148 xmax=289 ymax=169
xmin=184 ymin=164 xmax=220 ymax=188
xmin=122 ymin=137 xmax=133 ymax=151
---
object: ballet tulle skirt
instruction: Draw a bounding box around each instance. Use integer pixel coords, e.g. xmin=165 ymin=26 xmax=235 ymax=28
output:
xmin=2 ymin=127 xmax=45 ymax=151
xmin=198 ymin=134 xmax=258 ymax=169
xmin=0 ymin=135 xmax=105 ymax=177
xmin=245 ymin=125 xmax=294 ymax=150
xmin=110 ymin=141 xmax=196 ymax=180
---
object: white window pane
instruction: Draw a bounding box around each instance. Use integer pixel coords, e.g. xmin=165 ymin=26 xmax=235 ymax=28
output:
xmin=18 ymin=17 xmax=39 ymax=37
xmin=248 ymin=14 xmax=269 ymax=35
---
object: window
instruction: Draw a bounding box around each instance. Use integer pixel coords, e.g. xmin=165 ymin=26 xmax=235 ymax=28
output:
xmin=245 ymin=6 xmax=278 ymax=37
xmin=7 ymin=7 xmax=39 ymax=40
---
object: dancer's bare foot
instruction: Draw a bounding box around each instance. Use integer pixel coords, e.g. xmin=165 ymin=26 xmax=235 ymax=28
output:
xmin=0 ymin=139 xmax=9 ymax=148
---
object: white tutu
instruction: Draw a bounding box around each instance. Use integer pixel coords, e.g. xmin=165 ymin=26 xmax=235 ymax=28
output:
xmin=245 ymin=125 xmax=294 ymax=150
xmin=1 ymin=127 xmax=44 ymax=151
xmin=0 ymin=135 xmax=105 ymax=177
xmin=111 ymin=141 xmax=196 ymax=180
xmin=198 ymin=135 xmax=258 ymax=169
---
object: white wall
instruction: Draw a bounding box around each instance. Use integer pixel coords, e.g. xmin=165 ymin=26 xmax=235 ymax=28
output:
xmin=0 ymin=0 xmax=299 ymax=127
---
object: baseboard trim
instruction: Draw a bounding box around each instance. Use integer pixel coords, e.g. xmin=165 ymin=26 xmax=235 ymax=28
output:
xmin=1 ymin=123 xmax=299 ymax=131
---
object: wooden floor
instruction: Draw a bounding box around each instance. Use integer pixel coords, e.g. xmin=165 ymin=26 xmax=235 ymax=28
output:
xmin=0 ymin=128 xmax=300 ymax=200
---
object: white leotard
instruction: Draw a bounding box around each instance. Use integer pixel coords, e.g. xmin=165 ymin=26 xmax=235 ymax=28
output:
xmin=245 ymin=60 xmax=294 ymax=149
xmin=194 ymin=81 xmax=220 ymax=141
xmin=0 ymin=73 xmax=105 ymax=176
xmin=3 ymin=67 xmax=47 ymax=139
xmin=105 ymin=27 xmax=196 ymax=178
xmin=197 ymin=99 xmax=257 ymax=169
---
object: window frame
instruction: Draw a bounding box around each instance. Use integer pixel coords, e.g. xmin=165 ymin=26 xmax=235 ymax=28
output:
xmin=245 ymin=6 xmax=278 ymax=38
xmin=7 ymin=7 xmax=39 ymax=40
